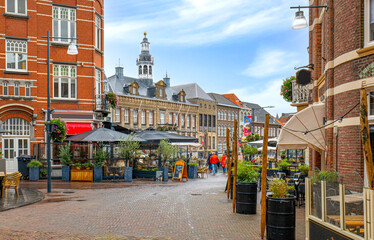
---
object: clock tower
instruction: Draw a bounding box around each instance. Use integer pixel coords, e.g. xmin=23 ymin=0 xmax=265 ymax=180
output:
xmin=136 ymin=32 xmax=154 ymax=84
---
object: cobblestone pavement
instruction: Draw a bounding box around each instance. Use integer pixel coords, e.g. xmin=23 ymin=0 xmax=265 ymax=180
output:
xmin=0 ymin=174 xmax=305 ymax=240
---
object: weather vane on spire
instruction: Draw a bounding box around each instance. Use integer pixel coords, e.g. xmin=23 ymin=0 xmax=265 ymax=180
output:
xmin=144 ymin=32 xmax=147 ymax=37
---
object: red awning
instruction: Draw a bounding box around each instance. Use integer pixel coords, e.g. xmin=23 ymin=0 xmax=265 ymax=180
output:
xmin=66 ymin=122 xmax=92 ymax=135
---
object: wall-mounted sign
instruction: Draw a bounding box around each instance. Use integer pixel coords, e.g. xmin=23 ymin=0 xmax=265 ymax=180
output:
xmin=296 ymin=69 xmax=312 ymax=85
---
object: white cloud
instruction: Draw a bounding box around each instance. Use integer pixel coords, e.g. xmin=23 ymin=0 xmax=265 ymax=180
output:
xmin=243 ymin=49 xmax=299 ymax=78
xmin=227 ymin=79 xmax=296 ymax=116
xmin=105 ymin=0 xmax=294 ymax=45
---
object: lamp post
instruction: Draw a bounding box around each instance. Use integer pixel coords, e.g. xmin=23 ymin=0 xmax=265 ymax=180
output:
xmin=290 ymin=5 xmax=328 ymax=30
xmin=42 ymin=31 xmax=78 ymax=193
xmin=251 ymin=106 xmax=274 ymax=138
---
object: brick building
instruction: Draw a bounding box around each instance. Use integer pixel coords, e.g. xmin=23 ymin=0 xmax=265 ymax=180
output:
xmin=207 ymin=93 xmax=240 ymax=155
xmin=284 ymin=0 xmax=374 ymax=189
xmin=0 ymin=0 xmax=105 ymax=172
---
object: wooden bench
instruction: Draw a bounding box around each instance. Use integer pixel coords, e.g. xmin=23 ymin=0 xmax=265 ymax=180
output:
xmin=197 ymin=167 xmax=208 ymax=179
xmin=327 ymin=215 xmax=364 ymax=235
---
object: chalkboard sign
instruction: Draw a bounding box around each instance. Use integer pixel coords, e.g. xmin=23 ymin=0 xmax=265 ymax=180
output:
xmin=174 ymin=165 xmax=183 ymax=178
xmin=172 ymin=160 xmax=188 ymax=181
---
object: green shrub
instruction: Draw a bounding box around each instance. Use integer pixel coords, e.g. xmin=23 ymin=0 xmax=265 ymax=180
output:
xmin=151 ymin=168 xmax=159 ymax=171
xmin=58 ymin=142 xmax=72 ymax=166
xmin=237 ymin=161 xmax=259 ymax=183
xmin=311 ymin=169 xmax=339 ymax=183
xmin=83 ymin=162 xmax=93 ymax=169
xmin=278 ymin=159 xmax=290 ymax=171
xmin=298 ymin=164 xmax=309 ymax=175
xmin=188 ymin=163 xmax=198 ymax=166
xmin=269 ymin=178 xmax=294 ymax=198
xmin=94 ymin=148 xmax=108 ymax=167
xmin=27 ymin=160 xmax=43 ymax=168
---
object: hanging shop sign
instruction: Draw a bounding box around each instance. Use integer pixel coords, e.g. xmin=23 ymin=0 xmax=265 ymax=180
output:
xmin=296 ymin=69 xmax=312 ymax=85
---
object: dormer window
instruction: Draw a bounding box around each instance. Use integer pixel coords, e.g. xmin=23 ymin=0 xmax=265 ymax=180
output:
xmin=178 ymin=90 xmax=186 ymax=102
xmin=132 ymin=87 xmax=136 ymax=94
xmin=155 ymin=80 xmax=166 ymax=99
xmin=129 ymin=81 xmax=139 ymax=95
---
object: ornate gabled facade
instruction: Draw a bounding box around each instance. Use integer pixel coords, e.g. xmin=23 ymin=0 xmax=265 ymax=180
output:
xmin=106 ymin=35 xmax=198 ymax=136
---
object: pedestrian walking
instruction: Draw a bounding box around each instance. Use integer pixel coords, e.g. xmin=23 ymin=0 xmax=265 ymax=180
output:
xmin=221 ymin=154 xmax=227 ymax=174
xmin=209 ymin=153 xmax=219 ymax=175
xmin=207 ymin=152 xmax=212 ymax=173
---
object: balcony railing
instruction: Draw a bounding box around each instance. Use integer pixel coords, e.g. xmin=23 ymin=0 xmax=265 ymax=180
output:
xmin=292 ymin=81 xmax=309 ymax=104
xmin=95 ymin=94 xmax=110 ymax=114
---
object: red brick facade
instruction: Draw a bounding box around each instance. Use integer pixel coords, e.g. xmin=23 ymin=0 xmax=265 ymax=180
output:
xmin=0 ymin=0 xmax=104 ymax=162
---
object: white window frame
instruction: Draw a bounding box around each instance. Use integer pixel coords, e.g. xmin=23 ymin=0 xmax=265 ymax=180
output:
xmin=25 ymin=82 xmax=30 ymax=97
xmin=6 ymin=39 xmax=27 ymax=71
xmin=53 ymin=65 xmax=77 ymax=99
xmin=3 ymin=82 xmax=8 ymax=96
xmin=115 ymin=108 xmax=120 ymax=122
xmin=149 ymin=111 xmax=153 ymax=124
xmin=95 ymin=69 xmax=101 ymax=96
xmin=133 ymin=110 xmax=138 ymax=124
xmin=160 ymin=111 xmax=165 ymax=124
xmin=141 ymin=110 xmax=145 ymax=124
xmin=6 ymin=0 xmax=27 ymax=15
xmin=187 ymin=114 xmax=190 ymax=128
xmin=169 ymin=113 xmax=173 ymax=124
xmin=95 ymin=14 xmax=102 ymax=50
xmin=124 ymin=109 xmax=129 ymax=123
xmin=52 ymin=6 xmax=76 ymax=43
xmin=14 ymin=82 xmax=19 ymax=96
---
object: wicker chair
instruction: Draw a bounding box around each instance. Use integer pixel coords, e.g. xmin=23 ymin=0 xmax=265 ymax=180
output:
xmin=2 ymin=172 xmax=22 ymax=198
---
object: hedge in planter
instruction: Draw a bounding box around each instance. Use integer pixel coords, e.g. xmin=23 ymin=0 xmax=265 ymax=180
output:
xmin=27 ymin=160 xmax=43 ymax=181
xmin=236 ymin=161 xmax=259 ymax=214
xmin=58 ymin=142 xmax=72 ymax=181
xmin=93 ymin=147 xmax=107 ymax=182
xmin=267 ymin=178 xmax=296 ymax=240
xmin=187 ymin=163 xmax=198 ymax=179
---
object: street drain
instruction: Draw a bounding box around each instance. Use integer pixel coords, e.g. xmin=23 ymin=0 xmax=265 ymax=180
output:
xmin=191 ymin=193 xmax=202 ymax=196
xmin=61 ymin=192 xmax=74 ymax=194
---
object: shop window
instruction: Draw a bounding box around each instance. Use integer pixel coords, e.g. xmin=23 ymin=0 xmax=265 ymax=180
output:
xmin=6 ymin=0 xmax=26 ymax=15
xmin=6 ymin=39 xmax=27 ymax=71
xmin=53 ymin=6 xmax=76 ymax=43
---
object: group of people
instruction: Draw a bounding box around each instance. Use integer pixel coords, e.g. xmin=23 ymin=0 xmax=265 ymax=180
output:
xmin=207 ymin=152 xmax=227 ymax=175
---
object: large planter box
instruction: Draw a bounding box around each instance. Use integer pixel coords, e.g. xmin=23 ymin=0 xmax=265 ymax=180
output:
xmin=159 ymin=166 xmax=168 ymax=181
xmin=71 ymin=169 xmax=93 ymax=182
xmin=124 ymin=167 xmax=132 ymax=182
xmin=187 ymin=165 xmax=197 ymax=179
xmin=29 ymin=167 xmax=39 ymax=181
xmin=266 ymin=195 xmax=296 ymax=240
xmin=236 ymin=182 xmax=257 ymax=214
xmin=61 ymin=166 xmax=70 ymax=181
xmin=94 ymin=166 xmax=103 ymax=182
xmin=133 ymin=170 xmax=162 ymax=180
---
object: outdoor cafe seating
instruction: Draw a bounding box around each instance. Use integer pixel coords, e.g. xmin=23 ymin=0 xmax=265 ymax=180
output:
xmin=2 ymin=171 xmax=22 ymax=198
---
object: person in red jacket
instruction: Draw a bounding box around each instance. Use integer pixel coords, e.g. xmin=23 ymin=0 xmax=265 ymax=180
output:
xmin=209 ymin=153 xmax=219 ymax=175
xmin=220 ymin=155 xmax=227 ymax=174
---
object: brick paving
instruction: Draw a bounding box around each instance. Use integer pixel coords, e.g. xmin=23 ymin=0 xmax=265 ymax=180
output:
xmin=0 ymin=174 xmax=305 ymax=240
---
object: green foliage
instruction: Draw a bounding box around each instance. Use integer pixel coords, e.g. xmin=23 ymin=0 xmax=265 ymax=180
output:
xmin=106 ymin=92 xmax=118 ymax=109
xmin=158 ymin=139 xmax=178 ymax=167
xmin=237 ymin=161 xmax=260 ymax=183
xmin=47 ymin=118 xmax=67 ymax=142
xmin=58 ymin=142 xmax=72 ymax=166
xmin=245 ymin=133 xmax=260 ymax=142
xmin=119 ymin=134 xmax=140 ymax=166
xmin=280 ymin=76 xmax=294 ymax=102
xmin=311 ymin=169 xmax=339 ymax=183
xmin=269 ymin=178 xmax=294 ymax=198
xmin=94 ymin=147 xmax=108 ymax=167
xmin=298 ymin=164 xmax=309 ymax=175
xmin=188 ymin=163 xmax=199 ymax=166
xmin=151 ymin=168 xmax=159 ymax=171
xmin=278 ymin=159 xmax=290 ymax=171
xmin=27 ymin=160 xmax=43 ymax=168
xmin=40 ymin=169 xmax=47 ymax=176
xmin=243 ymin=145 xmax=258 ymax=156
xmin=83 ymin=162 xmax=93 ymax=169
xmin=74 ymin=162 xmax=82 ymax=168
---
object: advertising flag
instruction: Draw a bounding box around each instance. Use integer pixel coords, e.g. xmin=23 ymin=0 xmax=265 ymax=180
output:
xmin=243 ymin=116 xmax=252 ymax=137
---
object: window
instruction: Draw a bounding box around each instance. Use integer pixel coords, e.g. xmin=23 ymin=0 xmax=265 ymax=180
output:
xmin=3 ymin=82 xmax=8 ymax=96
xmin=115 ymin=108 xmax=120 ymax=122
xmin=95 ymin=14 xmax=101 ymax=50
xmin=213 ymin=137 xmax=215 ymax=149
xmin=181 ymin=114 xmax=185 ymax=127
xmin=169 ymin=113 xmax=173 ymax=124
xmin=192 ymin=115 xmax=195 ymax=128
xmin=187 ymin=115 xmax=190 ymax=128
xmin=6 ymin=0 xmax=26 ymax=15
xmin=218 ymin=142 xmax=222 ymax=153
xmin=25 ymin=83 xmax=30 ymax=96
xmin=124 ymin=109 xmax=129 ymax=123
xmin=138 ymin=66 xmax=142 ymax=75
xmin=53 ymin=6 xmax=76 ymax=43
xmin=53 ymin=65 xmax=76 ymax=99
xmin=149 ymin=111 xmax=153 ymax=124
xmin=6 ymin=39 xmax=27 ymax=71
xmin=95 ymin=69 xmax=101 ymax=98
xmin=141 ymin=110 xmax=145 ymax=124
xmin=160 ymin=111 xmax=165 ymax=124
xmin=133 ymin=110 xmax=138 ymax=124
xmin=235 ymin=113 xmax=238 ymax=120
xmin=143 ymin=65 xmax=148 ymax=74
xmin=14 ymin=83 xmax=19 ymax=96
xmin=175 ymin=113 xmax=179 ymax=126
xmin=228 ymin=112 xmax=231 ymax=121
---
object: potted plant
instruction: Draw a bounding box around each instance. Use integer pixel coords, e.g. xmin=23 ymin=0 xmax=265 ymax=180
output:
xmin=267 ymin=178 xmax=296 ymax=240
xmin=47 ymin=118 xmax=67 ymax=142
xmin=235 ymin=161 xmax=260 ymax=214
xmin=119 ymin=134 xmax=140 ymax=182
xmin=280 ymin=76 xmax=294 ymax=102
xmin=298 ymin=164 xmax=309 ymax=179
xmin=277 ymin=159 xmax=290 ymax=176
xmin=27 ymin=160 xmax=43 ymax=181
xmin=58 ymin=142 xmax=72 ymax=181
xmin=93 ymin=147 xmax=108 ymax=182
xmin=157 ymin=139 xmax=177 ymax=182
xmin=106 ymin=92 xmax=118 ymax=109
xmin=187 ymin=162 xmax=198 ymax=179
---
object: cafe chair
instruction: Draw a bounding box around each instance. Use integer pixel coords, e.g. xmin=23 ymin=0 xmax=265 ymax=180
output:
xmin=2 ymin=172 xmax=22 ymax=198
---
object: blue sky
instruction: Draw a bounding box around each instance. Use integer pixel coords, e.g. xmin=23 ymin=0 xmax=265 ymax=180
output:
xmin=104 ymin=0 xmax=309 ymax=116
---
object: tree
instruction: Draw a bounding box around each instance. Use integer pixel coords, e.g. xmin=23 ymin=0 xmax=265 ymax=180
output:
xmin=119 ymin=134 xmax=140 ymax=167
xmin=243 ymin=145 xmax=258 ymax=161
xmin=246 ymin=133 xmax=260 ymax=142
xmin=158 ymin=139 xmax=178 ymax=167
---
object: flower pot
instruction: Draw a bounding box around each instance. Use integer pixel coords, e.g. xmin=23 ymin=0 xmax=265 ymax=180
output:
xmin=29 ymin=167 xmax=39 ymax=181
xmin=187 ymin=165 xmax=197 ymax=179
xmin=266 ymin=195 xmax=296 ymax=240
xmin=94 ymin=166 xmax=103 ymax=182
xmin=236 ymin=182 xmax=257 ymax=214
xmin=62 ymin=166 xmax=70 ymax=181
xmin=124 ymin=167 xmax=132 ymax=182
xmin=159 ymin=166 xmax=168 ymax=181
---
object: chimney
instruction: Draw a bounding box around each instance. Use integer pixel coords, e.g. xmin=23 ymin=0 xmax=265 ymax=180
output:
xmin=163 ymin=73 xmax=170 ymax=87
xmin=115 ymin=66 xmax=124 ymax=79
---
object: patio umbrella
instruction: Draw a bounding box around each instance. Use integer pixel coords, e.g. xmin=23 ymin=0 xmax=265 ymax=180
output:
xmin=134 ymin=128 xmax=198 ymax=143
xmin=65 ymin=127 xmax=145 ymax=142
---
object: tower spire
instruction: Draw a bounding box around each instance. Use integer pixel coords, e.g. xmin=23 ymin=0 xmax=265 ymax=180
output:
xmin=136 ymin=33 xmax=154 ymax=82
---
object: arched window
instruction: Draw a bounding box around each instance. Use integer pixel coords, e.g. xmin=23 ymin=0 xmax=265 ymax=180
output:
xmin=143 ymin=65 xmax=148 ymax=74
xmin=149 ymin=66 xmax=152 ymax=75
xmin=138 ymin=66 xmax=142 ymax=75
xmin=1 ymin=118 xmax=30 ymax=136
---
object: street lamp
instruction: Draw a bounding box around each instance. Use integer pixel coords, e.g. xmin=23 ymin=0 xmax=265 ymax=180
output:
xmin=290 ymin=5 xmax=328 ymax=30
xmin=42 ymin=31 xmax=78 ymax=193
